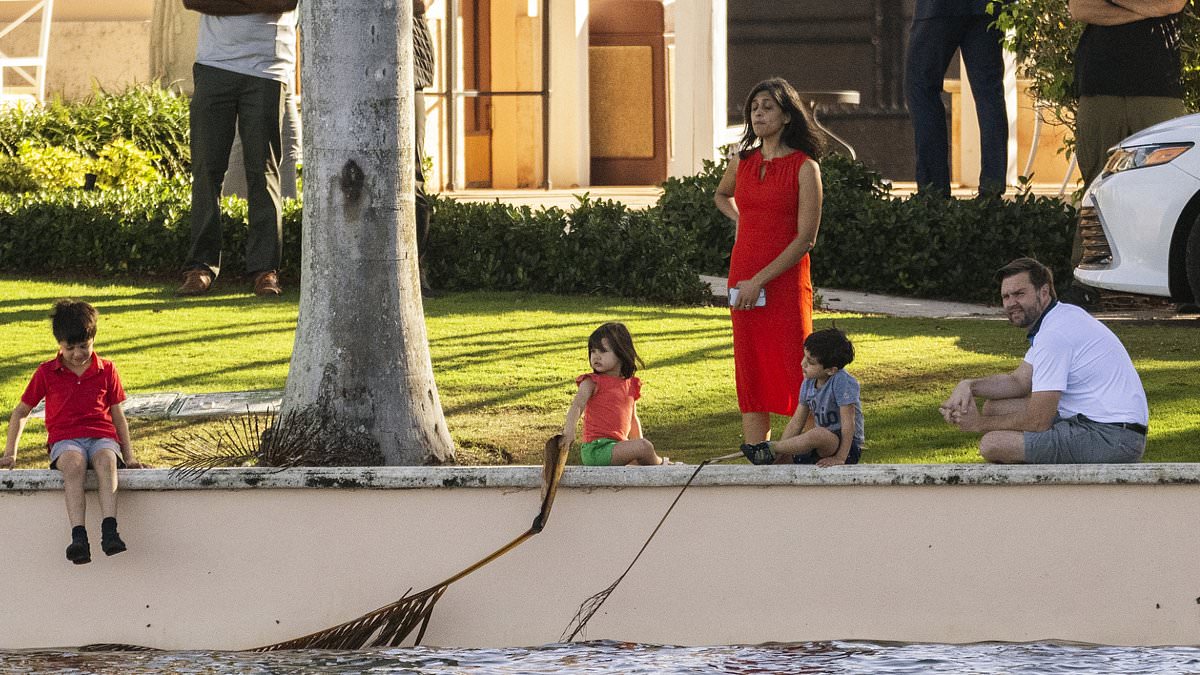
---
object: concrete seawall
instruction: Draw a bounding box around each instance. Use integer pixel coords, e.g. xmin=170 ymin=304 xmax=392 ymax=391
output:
xmin=3 ymin=464 xmax=1199 ymax=649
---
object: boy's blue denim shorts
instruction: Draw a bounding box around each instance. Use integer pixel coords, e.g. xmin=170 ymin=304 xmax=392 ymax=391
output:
xmin=50 ymin=437 xmax=125 ymax=470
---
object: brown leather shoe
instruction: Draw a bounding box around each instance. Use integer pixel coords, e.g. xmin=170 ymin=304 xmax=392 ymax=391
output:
xmin=253 ymin=271 xmax=282 ymax=297
xmin=176 ymin=269 xmax=213 ymax=296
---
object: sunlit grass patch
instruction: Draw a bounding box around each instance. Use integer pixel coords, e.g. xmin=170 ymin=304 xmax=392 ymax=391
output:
xmin=2 ymin=277 xmax=1196 ymax=466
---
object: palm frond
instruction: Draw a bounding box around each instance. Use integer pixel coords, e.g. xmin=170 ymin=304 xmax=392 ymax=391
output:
xmin=164 ymin=408 xmax=383 ymax=481
xmin=82 ymin=435 xmax=570 ymax=652
xmin=251 ymin=435 xmax=569 ymax=650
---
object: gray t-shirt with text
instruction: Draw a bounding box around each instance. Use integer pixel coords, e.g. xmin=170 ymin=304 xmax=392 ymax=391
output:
xmin=799 ymin=369 xmax=864 ymax=444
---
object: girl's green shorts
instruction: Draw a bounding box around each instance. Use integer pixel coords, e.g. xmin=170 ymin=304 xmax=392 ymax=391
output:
xmin=579 ymin=438 xmax=616 ymax=466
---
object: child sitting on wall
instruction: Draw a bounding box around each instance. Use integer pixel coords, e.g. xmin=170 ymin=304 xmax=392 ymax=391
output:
xmin=2 ymin=300 xmax=145 ymax=564
xmin=741 ymin=327 xmax=864 ymax=466
xmin=559 ymin=322 xmax=672 ymax=466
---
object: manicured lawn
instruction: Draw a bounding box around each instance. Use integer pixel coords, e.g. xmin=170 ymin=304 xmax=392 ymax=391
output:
xmin=1 ymin=276 xmax=1197 ymax=466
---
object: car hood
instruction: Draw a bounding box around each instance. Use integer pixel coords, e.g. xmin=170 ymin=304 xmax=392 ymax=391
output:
xmin=1120 ymin=112 xmax=1200 ymax=147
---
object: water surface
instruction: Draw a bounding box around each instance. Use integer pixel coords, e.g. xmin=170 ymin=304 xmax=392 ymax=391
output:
xmin=4 ymin=640 xmax=1200 ymax=674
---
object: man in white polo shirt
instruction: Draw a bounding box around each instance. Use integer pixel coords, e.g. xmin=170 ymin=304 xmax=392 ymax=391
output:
xmin=940 ymin=257 xmax=1149 ymax=463
xmin=177 ymin=0 xmax=298 ymax=298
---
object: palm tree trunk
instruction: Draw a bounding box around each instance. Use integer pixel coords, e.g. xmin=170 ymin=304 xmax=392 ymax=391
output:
xmin=282 ymin=0 xmax=454 ymax=465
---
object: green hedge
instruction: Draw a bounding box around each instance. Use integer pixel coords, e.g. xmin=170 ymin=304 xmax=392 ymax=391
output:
xmin=817 ymin=157 xmax=1076 ymax=302
xmin=424 ymin=195 xmax=710 ymax=304
xmin=0 ymin=83 xmax=1077 ymax=303
xmin=819 ymin=188 xmax=1075 ymax=302
xmin=0 ymin=154 xmax=1075 ymax=304
xmin=654 ymin=153 xmax=1075 ymax=303
xmin=0 ymin=179 xmax=302 ymax=277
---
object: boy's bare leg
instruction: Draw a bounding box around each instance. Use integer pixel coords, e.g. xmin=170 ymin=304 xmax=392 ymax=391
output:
xmin=57 ymin=451 xmax=88 ymax=527
xmin=611 ymin=438 xmax=663 ymax=466
xmin=92 ymin=448 xmax=119 ymax=519
xmin=742 ymin=412 xmax=771 ymax=445
xmin=771 ymin=427 xmax=839 ymax=462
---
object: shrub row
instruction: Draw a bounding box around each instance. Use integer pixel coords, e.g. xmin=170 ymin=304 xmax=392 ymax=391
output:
xmin=0 ymin=139 xmax=162 ymax=193
xmin=655 ymin=153 xmax=1076 ymax=303
xmin=818 ymin=157 xmax=1076 ymax=302
xmin=0 ymin=84 xmax=191 ymax=176
xmin=0 ymin=155 xmax=1075 ymax=304
xmin=423 ymin=196 xmax=709 ymax=303
xmin=0 ymin=179 xmax=301 ymax=278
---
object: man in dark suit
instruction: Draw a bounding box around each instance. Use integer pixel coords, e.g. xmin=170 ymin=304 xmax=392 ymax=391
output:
xmin=905 ymin=0 xmax=1009 ymax=197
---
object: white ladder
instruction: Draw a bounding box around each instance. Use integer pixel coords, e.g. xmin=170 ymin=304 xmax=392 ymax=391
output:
xmin=0 ymin=0 xmax=54 ymax=106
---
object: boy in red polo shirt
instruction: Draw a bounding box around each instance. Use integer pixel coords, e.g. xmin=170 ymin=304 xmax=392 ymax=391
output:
xmin=2 ymin=300 xmax=144 ymax=564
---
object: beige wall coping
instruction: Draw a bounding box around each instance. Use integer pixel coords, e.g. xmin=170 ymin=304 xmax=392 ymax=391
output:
xmin=4 ymin=463 xmax=1199 ymax=492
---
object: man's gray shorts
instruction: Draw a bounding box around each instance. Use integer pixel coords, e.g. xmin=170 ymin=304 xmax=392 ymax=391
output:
xmin=1024 ymin=414 xmax=1146 ymax=463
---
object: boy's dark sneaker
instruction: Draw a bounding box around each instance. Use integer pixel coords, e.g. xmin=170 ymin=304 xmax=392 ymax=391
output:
xmin=101 ymin=531 xmax=127 ymax=556
xmin=66 ymin=539 xmax=91 ymax=565
xmin=740 ymin=441 xmax=775 ymax=465
xmin=101 ymin=517 xmax=126 ymax=556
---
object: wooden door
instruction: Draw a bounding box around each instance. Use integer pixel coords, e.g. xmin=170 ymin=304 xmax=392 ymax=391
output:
xmin=588 ymin=0 xmax=668 ymax=185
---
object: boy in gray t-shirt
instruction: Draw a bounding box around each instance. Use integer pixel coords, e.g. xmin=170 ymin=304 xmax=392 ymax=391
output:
xmin=741 ymin=328 xmax=864 ymax=466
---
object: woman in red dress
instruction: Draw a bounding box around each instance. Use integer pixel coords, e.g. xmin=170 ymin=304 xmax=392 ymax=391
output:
xmin=714 ymin=78 xmax=825 ymax=445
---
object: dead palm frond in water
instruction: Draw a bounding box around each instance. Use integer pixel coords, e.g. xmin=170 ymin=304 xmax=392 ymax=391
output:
xmin=560 ymin=451 xmax=742 ymax=643
xmin=252 ymin=433 xmax=571 ymax=650
xmin=163 ymin=408 xmax=383 ymax=479
xmin=83 ymin=434 xmax=571 ymax=652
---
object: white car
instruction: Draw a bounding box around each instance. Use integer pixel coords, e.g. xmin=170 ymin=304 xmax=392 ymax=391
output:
xmin=1074 ymin=113 xmax=1200 ymax=305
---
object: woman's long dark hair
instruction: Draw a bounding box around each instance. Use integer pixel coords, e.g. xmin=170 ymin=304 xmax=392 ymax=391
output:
xmin=737 ymin=77 xmax=826 ymax=161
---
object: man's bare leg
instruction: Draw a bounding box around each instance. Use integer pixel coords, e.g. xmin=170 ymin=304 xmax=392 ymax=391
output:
xmin=979 ymin=397 xmax=1030 ymax=463
xmin=980 ymin=430 xmax=1026 ymax=463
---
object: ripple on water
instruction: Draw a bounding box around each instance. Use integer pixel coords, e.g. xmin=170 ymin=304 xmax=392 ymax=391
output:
xmin=3 ymin=640 xmax=1200 ymax=674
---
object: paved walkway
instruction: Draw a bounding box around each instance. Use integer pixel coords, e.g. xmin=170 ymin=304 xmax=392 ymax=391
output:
xmin=700 ymin=275 xmax=1000 ymax=318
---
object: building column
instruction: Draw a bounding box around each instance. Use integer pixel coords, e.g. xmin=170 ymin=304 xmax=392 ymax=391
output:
xmin=547 ymin=0 xmax=590 ymax=188
xmin=667 ymin=0 xmax=726 ymax=179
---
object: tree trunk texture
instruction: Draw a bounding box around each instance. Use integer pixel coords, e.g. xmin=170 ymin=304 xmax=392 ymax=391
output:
xmin=282 ymin=0 xmax=454 ymax=465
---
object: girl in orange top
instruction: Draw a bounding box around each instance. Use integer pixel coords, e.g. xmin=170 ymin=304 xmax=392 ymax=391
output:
xmin=559 ymin=322 xmax=669 ymax=466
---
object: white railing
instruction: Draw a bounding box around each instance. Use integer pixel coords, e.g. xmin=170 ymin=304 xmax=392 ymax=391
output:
xmin=0 ymin=0 xmax=54 ymax=105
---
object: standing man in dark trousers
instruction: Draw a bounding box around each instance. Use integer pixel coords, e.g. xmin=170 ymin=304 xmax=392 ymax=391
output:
xmin=905 ymin=0 xmax=1010 ymax=197
xmin=413 ymin=0 xmax=437 ymax=296
xmin=177 ymin=0 xmax=298 ymax=298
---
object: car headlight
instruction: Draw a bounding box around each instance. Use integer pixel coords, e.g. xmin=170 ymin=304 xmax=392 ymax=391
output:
xmin=1103 ymin=143 xmax=1193 ymax=176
